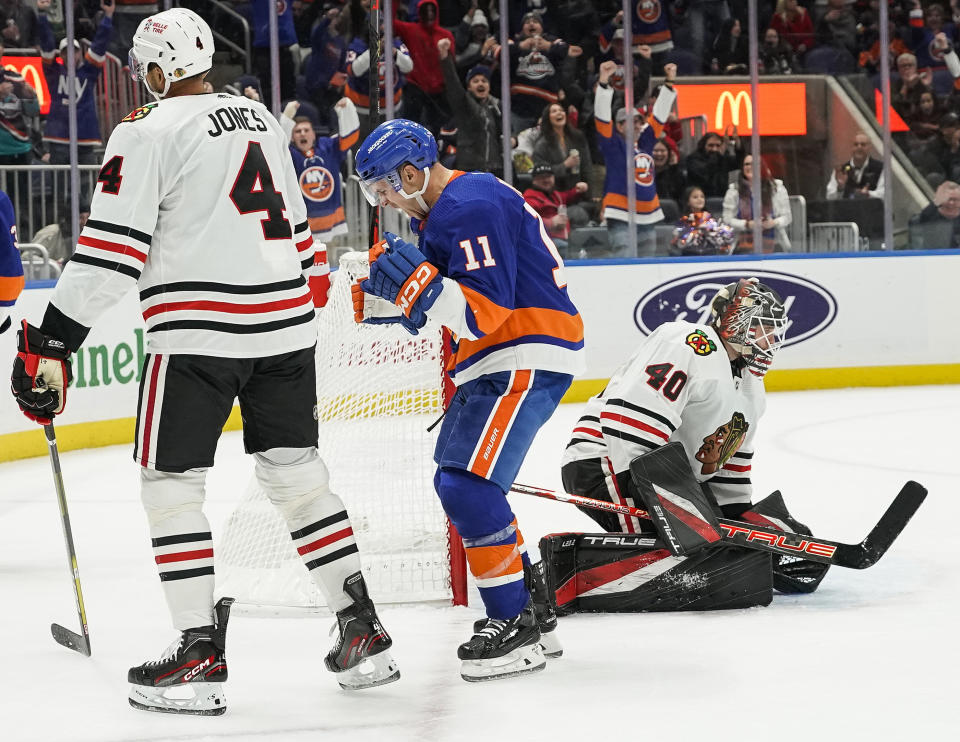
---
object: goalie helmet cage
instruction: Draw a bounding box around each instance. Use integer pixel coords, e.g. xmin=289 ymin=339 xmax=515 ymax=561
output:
xmin=217 ymin=251 xmax=468 ymax=610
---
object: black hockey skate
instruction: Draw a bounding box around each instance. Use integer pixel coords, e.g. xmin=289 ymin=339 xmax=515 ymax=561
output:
xmin=459 ymin=603 xmax=545 ymax=682
xmin=473 ymin=561 xmax=563 ymax=658
xmin=324 ymin=572 xmax=399 ymax=690
xmin=128 ymin=597 xmax=233 ymax=716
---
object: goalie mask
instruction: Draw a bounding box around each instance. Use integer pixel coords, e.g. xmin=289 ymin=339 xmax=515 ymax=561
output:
xmin=129 ymin=8 xmax=214 ymax=100
xmin=710 ymin=278 xmax=787 ymax=377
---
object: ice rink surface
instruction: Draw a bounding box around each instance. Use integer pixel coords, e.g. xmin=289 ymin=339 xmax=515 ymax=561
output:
xmin=0 ymin=386 xmax=956 ymax=742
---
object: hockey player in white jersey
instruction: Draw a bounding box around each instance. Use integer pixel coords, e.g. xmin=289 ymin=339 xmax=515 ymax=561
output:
xmin=551 ymin=278 xmax=831 ymax=609
xmin=10 ymin=8 xmax=398 ymax=715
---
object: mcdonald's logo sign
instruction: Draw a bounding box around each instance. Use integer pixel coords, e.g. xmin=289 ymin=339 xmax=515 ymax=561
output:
xmin=1 ymin=56 xmax=52 ymax=115
xmin=675 ymin=82 xmax=807 ymax=136
xmin=715 ymin=90 xmax=752 ymax=130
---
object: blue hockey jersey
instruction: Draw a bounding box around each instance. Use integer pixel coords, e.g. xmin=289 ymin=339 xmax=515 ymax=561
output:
xmin=38 ymin=14 xmax=112 ymax=146
xmin=1 ymin=191 xmax=25 ymax=332
xmin=416 ymin=171 xmax=584 ymax=382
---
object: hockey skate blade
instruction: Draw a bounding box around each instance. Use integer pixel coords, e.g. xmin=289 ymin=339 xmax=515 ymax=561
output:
xmin=539 ymin=629 xmax=563 ymax=659
xmin=460 ymin=643 xmax=546 ymax=683
xmin=51 ymin=623 xmax=90 ymax=656
xmin=335 ymin=651 xmax=400 ymax=690
xmin=128 ymin=682 xmax=226 ymax=716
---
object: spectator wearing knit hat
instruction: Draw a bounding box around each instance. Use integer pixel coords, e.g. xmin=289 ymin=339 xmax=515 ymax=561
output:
xmin=438 ymin=38 xmax=503 ymax=178
xmin=454 ymin=8 xmax=498 ymax=81
xmin=522 ymin=163 xmax=589 ymax=252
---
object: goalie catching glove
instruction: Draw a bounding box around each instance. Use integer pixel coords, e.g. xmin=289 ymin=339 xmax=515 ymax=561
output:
xmin=356 ymin=232 xmax=443 ymax=335
xmin=10 ymin=321 xmax=73 ymax=425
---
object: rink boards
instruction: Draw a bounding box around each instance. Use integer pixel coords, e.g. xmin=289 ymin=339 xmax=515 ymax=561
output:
xmin=2 ymin=251 xmax=958 ymax=460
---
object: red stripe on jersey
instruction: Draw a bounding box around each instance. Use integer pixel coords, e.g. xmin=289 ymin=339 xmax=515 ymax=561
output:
xmin=142 ymin=291 xmax=313 ymax=320
xmin=297 ymin=527 xmax=355 ymax=556
xmin=722 ymin=463 xmax=751 ymax=472
xmin=572 ymin=426 xmax=602 ymax=438
xmin=600 ymin=411 xmax=670 ymax=441
xmin=78 ymin=235 xmax=148 ymax=263
xmin=296 ymin=236 xmax=314 ymax=253
xmin=155 ymin=548 xmax=214 ymax=564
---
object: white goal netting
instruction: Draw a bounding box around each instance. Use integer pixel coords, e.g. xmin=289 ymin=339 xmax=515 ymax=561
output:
xmin=217 ymin=251 xmax=458 ymax=609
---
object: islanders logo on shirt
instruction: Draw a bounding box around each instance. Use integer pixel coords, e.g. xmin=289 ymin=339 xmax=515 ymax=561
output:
xmin=637 ymin=0 xmax=662 ymax=24
xmin=300 ymin=165 xmax=335 ymax=202
xmin=634 ymin=151 xmax=655 ymax=187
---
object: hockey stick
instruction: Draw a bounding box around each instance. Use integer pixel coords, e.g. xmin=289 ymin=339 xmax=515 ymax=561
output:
xmin=367 ymin=0 xmax=382 ymax=250
xmin=509 ymin=480 xmax=927 ymax=570
xmin=44 ymin=423 xmax=91 ymax=656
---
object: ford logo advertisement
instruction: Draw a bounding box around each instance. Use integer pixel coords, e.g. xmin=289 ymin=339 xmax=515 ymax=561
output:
xmin=634 ymin=270 xmax=837 ymax=346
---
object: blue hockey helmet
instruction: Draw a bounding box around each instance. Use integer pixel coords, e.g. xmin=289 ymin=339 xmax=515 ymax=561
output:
xmin=356 ymin=119 xmax=438 ymax=209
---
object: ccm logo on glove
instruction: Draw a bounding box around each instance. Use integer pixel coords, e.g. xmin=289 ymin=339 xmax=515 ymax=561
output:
xmin=398 ymin=262 xmax=439 ymax=316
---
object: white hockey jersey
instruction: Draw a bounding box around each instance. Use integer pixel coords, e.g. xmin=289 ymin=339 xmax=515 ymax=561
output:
xmin=49 ymin=93 xmax=318 ymax=358
xmin=562 ymin=321 xmax=766 ymax=507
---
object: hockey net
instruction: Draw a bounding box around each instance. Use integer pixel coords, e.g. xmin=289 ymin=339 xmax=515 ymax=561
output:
xmin=217 ymin=251 xmax=467 ymax=610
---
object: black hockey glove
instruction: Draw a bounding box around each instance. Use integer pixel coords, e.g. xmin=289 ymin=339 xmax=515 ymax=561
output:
xmin=10 ymin=321 xmax=73 ymax=425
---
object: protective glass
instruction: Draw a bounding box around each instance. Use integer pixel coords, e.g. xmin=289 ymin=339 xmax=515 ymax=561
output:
xmin=127 ymin=47 xmax=146 ymax=82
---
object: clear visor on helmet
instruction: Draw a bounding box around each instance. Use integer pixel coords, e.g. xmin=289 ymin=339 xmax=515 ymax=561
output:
xmin=128 ymin=47 xmax=147 ymax=82
xmin=358 ymin=169 xmax=403 ymax=206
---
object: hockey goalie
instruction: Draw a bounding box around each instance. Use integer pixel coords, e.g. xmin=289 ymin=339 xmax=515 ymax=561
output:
xmin=543 ymin=278 xmax=832 ymax=614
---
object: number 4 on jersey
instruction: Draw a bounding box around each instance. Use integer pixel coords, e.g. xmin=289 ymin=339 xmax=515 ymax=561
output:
xmin=230 ymin=142 xmax=292 ymax=240
xmin=97 ymin=155 xmax=124 ymax=195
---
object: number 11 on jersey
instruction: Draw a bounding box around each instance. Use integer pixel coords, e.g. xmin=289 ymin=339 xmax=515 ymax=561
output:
xmin=459 ymin=236 xmax=496 ymax=271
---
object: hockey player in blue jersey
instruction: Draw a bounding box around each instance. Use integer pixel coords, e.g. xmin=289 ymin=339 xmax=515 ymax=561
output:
xmin=354 ymin=119 xmax=585 ymax=682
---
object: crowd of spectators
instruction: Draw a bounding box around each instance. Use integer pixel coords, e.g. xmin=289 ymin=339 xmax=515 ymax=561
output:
xmin=5 ymin=0 xmax=960 ymax=255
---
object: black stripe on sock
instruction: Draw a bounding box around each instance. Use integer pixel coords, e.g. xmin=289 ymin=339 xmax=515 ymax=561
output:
xmin=710 ymin=476 xmax=752 ymax=486
xmin=70 ymin=253 xmax=141 ymax=280
xmin=159 ymin=566 xmax=215 ymax=582
xmin=85 ymin=219 xmax=153 ymax=245
xmin=152 ymin=531 xmax=213 ymax=548
xmin=305 ymin=543 xmax=359 ymax=571
xmin=147 ymin=309 xmax=315 ymax=335
xmin=290 ymin=510 xmax=349 ymax=541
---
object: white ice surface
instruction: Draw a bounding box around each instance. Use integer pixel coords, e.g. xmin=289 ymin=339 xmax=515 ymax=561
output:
xmin=0 ymin=386 xmax=956 ymax=741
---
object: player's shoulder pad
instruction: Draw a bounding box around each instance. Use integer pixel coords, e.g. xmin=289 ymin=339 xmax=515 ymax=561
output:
xmin=120 ymin=101 xmax=159 ymax=123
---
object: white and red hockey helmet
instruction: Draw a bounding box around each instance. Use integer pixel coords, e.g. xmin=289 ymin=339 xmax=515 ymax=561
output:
xmin=709 ymin=277 xmax=787 ymax=377
xmin=129 ymin=8 xmax=215 ymax=99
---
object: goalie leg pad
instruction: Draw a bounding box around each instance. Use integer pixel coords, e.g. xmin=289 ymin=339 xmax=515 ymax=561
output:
xmin=539 ymin=532 xmax=773 ymax=614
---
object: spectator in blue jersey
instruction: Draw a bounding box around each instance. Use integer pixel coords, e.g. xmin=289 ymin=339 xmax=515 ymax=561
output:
xmin=595 ymin=58 xmax=677 ymax=258
xmin=37 ymin=0 xmax=114 ymax=166
xmin=0 ymin=189 xmax=25 ymax=334
xmin=907 ymin=1 xmax=955 ymax=70
xmin=354 ymin=118 xmax=583 ymax=681
xmin=599 ymin=7 xmax=673 ymax=67
xmin=507 ymin=11 xmax=582 ymax=134
xmin=302 ymin=3 xmax=349 ymax=133
xmin=247 ymin=0 xmax=298 ymax=105
xmin=595 ymin=28 xmax=653 ymax=112
xmin=437 ymin=39 xmax=503 ymax=178
xmin=280 ymin=97 xmax=360 ymax=305
xmin=345 ymin=16 xmax=413 ymax=145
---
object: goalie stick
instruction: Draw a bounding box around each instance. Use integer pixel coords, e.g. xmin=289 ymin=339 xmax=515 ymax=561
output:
xmin=510 ymin=477 xmax=927 ymax=570
xmin=367 ymin=0 xmax=383 ymax=250
xmin=44 ymin=423 xmax=91 ymax=656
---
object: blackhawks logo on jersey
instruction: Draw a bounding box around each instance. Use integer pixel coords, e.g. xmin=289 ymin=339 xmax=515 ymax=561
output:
xmin=122 ymin=102 xmax=158 ymax=123
xmin=685 ymin=329 xmax=716 ymax=356
xmin=695 ymin=411 xmax=748 ymax=475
